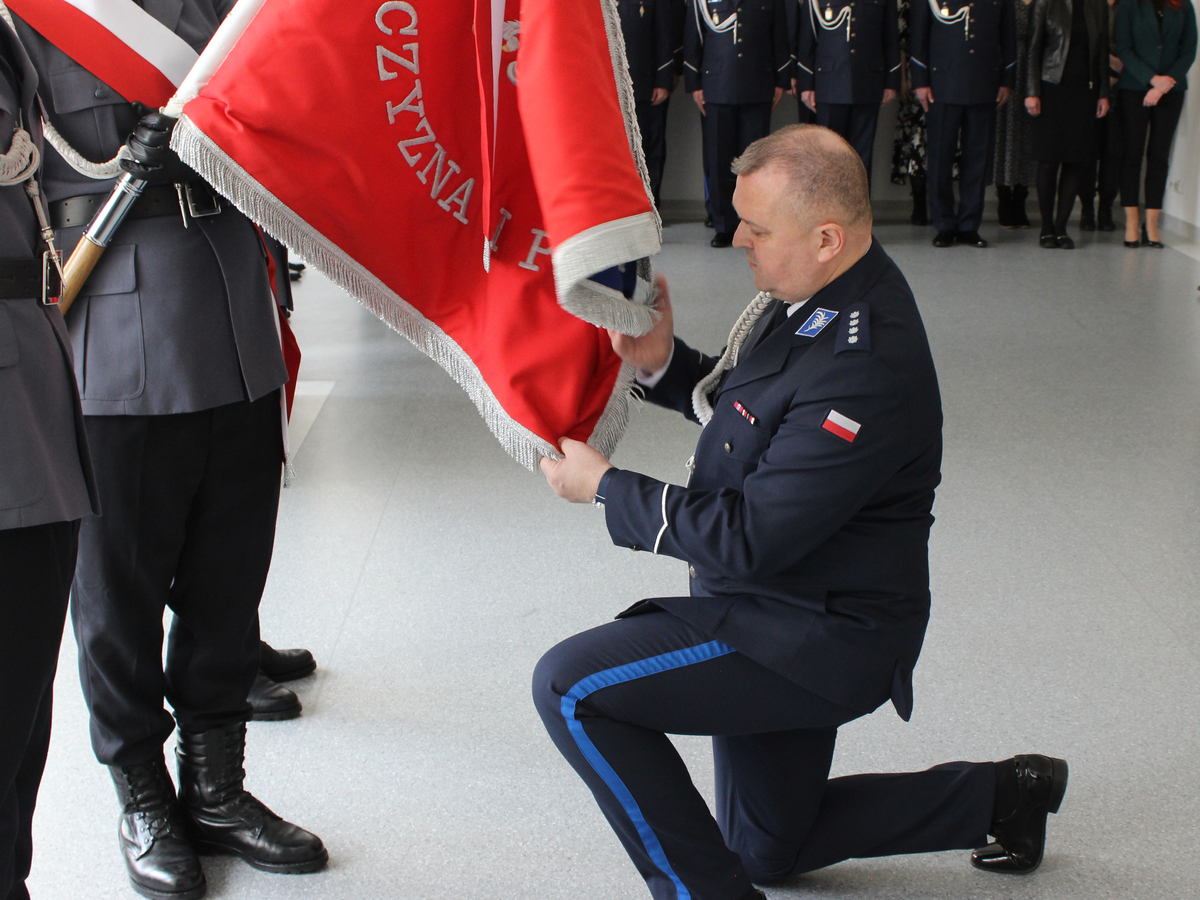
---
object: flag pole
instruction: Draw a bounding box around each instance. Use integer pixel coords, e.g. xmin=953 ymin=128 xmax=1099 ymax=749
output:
xmin=57 ymin=0 xmax=270 ymax=313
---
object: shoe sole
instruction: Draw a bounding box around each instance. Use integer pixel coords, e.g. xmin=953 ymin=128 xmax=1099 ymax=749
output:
xmin=249 ymin=703 xmax=302 ymax=721
xmin=128 ymin=877 xmax=207 ymax=900
xmin=192 ymin=839 xmax=329 ymax=874
xmin=1046 ymin=757 xmax=1068 ymax=814
xmin=261 ymin=661 xmax=317 ymax=683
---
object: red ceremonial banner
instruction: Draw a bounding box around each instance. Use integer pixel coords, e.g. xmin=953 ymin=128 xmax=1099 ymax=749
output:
xmin=169 ymin=0 xmax=661 ymax=469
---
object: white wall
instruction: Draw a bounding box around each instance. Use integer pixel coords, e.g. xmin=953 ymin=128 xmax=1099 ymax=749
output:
xmin=1162 ymin=81 xmax=1200 ymax=229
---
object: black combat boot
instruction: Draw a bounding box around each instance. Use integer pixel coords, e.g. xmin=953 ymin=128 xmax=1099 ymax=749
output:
xmin=110 ymin=757 xmax=206 ymax=900
xmin=176 ymin=723 xmax=328 ymax=873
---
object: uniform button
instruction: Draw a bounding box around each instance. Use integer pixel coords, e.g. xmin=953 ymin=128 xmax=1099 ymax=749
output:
xmin=94 ymin=87 xmax=107 ymax=99
xmin=738 ymin=52 xmax=743 ymax=57
xmin=689 ymin=565 xmax=697 ymax=578
xmin=969 ymin=49 xmax=975 ymax=53
xmin=850 ymin=48 xmax=856 ymax=53
xmin=724 ymin=442 xmax=733 ymax=452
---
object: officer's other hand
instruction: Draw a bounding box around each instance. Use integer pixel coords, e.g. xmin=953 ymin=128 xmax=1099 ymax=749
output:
xmin=881 ymin=88 xmax=897 ymax=106
xmin=800 ymin=90 xmax=816 ymax=112
xmin=914 ymin=86 xmax=933 ymax=111
xmin=540 ymin=438 xmax=613 ymax=504
xmin=1025 ymin=96 xmax=1041 ymax=116
xmin=693 ymin=90 xmax=706 ymax=115
xmin=608 ymin=273 xmax=674 ymax=375
xmin=1097 ymin=97 xmax=1110 ymax=118
xmin=120 ymin=106 xmax=190 ymax=184
xmin=789 ymin=77 xmax=798 ymax=97
xmin=772 ymin=87 xmax=784 ymax=110
xmin=996 ymin=86 xmax=1012 ymax=108
xmin=1144 ymin=87 xmax=1163 ymax=106
xmin=652 ymin=87 xmax=670 ymax=105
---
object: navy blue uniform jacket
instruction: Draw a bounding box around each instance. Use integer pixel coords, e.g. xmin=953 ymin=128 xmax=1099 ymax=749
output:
xmin=601 ymin=240 xmax=941 ymax=720
xmin=619 ymin=0 xmax=679 ymax=102
xmin=684 ymin=0 xmax=795 ymax=102
xmin=796 ymin=0 xmax=903 ymax=103
xmin=909 ymin=0 xmax=1017 ymax=104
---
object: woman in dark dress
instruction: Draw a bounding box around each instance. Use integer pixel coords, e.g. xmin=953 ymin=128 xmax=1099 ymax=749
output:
xmin=1026 ymin=0 xmax=1111 ymax=248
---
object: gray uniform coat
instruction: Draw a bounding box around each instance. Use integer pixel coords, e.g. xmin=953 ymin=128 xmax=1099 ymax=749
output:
xmin=12 ymin=0 xmax=286 ymax=417
xmin=0 ymin=22 xmax=97 ymax=531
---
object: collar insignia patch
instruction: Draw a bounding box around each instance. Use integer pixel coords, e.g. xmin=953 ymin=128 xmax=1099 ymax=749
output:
xmin=795 ymin=307 xmax=838 ymax=338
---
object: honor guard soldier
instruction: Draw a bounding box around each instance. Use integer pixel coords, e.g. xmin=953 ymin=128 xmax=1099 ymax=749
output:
xmin=538 ymin=125 xmax=1069 ymax=900
xmin=796 ymin=0 xmax=902 ymax=178
xmin=685 ymin=0 xmax=793 ymax=246
xmin=0 ymin=17 xmax=99 ymax=900
xmin=618 ymin=0 xmax=678 ymax=207
xmin=910 ymin=0 xmax=1016 ymax=247
xmin=11 ymin=2 xmax=327 ymax=898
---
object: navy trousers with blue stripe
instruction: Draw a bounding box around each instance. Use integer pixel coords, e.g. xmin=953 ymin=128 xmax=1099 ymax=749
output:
xmin=533 ymin=610 xmax=994 ymax=900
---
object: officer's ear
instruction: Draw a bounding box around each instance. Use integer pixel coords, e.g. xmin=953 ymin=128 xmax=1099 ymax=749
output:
xmin=815 ymin=222 xmax=846 ymax=264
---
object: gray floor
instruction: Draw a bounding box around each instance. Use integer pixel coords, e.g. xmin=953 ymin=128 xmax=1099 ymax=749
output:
xmin=27 ymin=221 xmax=1200 ymax=900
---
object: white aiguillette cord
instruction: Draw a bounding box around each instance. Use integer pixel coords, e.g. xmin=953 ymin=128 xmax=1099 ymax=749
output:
xmin=691 ymin=290 xmax=774 ymax=426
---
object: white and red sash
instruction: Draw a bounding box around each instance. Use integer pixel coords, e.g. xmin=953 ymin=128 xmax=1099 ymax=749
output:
xmin=8 ymin=0 xmax=198 ymax=106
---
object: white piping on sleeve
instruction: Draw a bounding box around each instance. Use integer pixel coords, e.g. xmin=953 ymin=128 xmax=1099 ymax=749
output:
xmin=652 ymin=484 xmax=670 ymax=554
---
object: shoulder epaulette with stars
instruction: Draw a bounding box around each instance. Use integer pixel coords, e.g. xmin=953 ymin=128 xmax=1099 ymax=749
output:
xmin=834 ymin=303 xmax=870 ymax=354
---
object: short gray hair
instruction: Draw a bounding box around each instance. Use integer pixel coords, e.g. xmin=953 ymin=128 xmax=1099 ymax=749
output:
xmin=731 ymin=124 xmax=872 ymax=227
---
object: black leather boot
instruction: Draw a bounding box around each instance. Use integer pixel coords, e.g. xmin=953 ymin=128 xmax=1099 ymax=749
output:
xmin=259 ymin=641 xmax=316 ymax=682
xmin=176 ymin=724 xmax=328 ymax=873
xmin=247 ymin=672 xmax=302 ymax=721
xmin=110 ymin=758 xmax=206 ymax=900
xmin=1012 ymin=185 xmax=1031 ymax=228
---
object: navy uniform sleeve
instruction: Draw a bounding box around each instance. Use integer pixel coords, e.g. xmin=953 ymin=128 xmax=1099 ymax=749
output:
xmin=642 ymin=336 xmax=719 ymax=421
xmin=908 ymin=0 xmax=931 ymax=88
xmin=604 ymin=357 xmax=915 ymax=576
xmin=884 ymin=0 xmax=902 ymax=91
xmin=684 ymin=0 xmax=704 ymax=91
xmin=796 ymin=0 xmax=817 ymax=92
xmin=775 ymin=0 xmax=795 ymax=87
xmin=1000 ymin=0 xmax=1017 ymax=89
xmin=654 ymin=0 xmax=677 ymax=89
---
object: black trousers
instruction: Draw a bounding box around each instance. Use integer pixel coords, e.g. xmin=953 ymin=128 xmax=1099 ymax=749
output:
xmin=1119 ymin=88 xmax=1185 ymax=209
xmin=636 ymin=98 xmax=670 ymax=208
xmin=72 ymin=392 xmax=282 ymax=767
xmin=1083 ymin=93 xmax=1123 ymax=207
xmin=817 ymin=102 xmax=880 ymax=180
xmin=534 ymin=611 xmax=994 ymax=900
xmin=0 ymin=519 xmax=78 ymax=900
xmin=925 ymin=102 xmax=994 ymax=233
xmin=703 ymin=102 xmax=773 ymax=234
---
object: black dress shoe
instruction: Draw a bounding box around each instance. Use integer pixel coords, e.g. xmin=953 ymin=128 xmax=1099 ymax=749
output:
xmin=1141 ymin=224 xmax=1165 ymax=249
xmin=111 ymin=759 xmax=206 ymax=900
xmin=1056 ymin=233 xmax=1075 ymax=249
xmin=1079 ymin=208 xmax=1096 ymax=232
xmin=971 ymin=754 xmax=1068 ymax=874
xmin=710 ymin=232 xmax=733 ymax=248
xmin=704 ymin=215 xmax=713 ymax=228
xmin=259 ymin=642 xmax=316 ymax=682
xmin=248 ymin=673 xmax=301 ymax=721
xmin=1124 ymin=237 xmax=1140 ymax=248
xmin=1039 ymin=233 xmax=1058 ymax=249
xmin=955 ymin=230 xmax=988 ymax=248
xmin=1097 ymin=206 xmax=1115 ymax=231
xmin=932 ymin=230 xmax=955 ymax=248
xmin=177 ymin=724 xmax=328 ymax=874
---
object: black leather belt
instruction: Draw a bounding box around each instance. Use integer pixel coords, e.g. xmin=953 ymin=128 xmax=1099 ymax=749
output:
xmin=49 ymin=181 xmax=222 ymax=229
xmin=0 ymin=256 xmax=61 ymax=303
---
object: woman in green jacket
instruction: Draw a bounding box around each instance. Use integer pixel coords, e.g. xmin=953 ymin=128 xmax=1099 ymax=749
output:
xmin=1115 ymin=0 xmax=1197 ymax=246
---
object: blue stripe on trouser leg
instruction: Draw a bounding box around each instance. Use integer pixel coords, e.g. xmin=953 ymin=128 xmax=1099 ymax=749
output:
xmin=560 ymin=640 xmax=737 ymax=900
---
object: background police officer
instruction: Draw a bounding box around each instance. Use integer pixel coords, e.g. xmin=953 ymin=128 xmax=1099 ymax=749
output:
xmin=910 ymin=0 xmax=1017 ymax=247
xmin=0 ymin=18 xmax=98 ymax=900
xmin=796 ymin=0 xmax=901 ymax=179
xmin=685 ymin=0 xmax=793 ymax=246
xmin=12 ymin=2 xmax=327 ymax=897
xmin=618 ymin=0 xmax=679 ymax=208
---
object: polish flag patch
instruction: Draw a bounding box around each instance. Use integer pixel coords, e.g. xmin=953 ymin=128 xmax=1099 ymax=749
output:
xmin=822 ymin=409 xmax=861 ymax=443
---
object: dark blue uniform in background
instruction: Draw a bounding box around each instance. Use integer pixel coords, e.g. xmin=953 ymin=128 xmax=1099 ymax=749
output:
xmin=619 ymin=0 xmax=679 ymax=206
xmin=535 ymin=240 xmax=996 ymax=900
xmin=796 ymin=0 xmax=901 ymax=177
xmin=910 ymin=0 xmax=1017 ymax=237
xmin=685 ymin=0 xmax=793 ymax=235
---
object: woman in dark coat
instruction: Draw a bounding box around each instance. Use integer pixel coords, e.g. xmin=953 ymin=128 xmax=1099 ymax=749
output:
xmin=1115 ymin=0 xmax=1197 ymax=247
xmin=1026 ymin=0 xmax=1112 ymax=248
